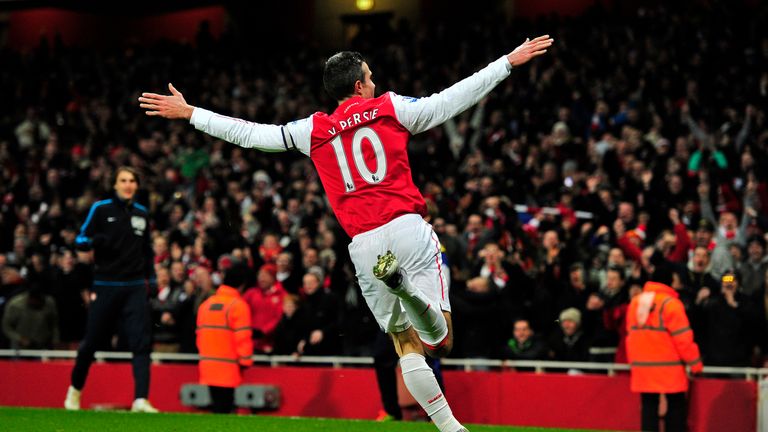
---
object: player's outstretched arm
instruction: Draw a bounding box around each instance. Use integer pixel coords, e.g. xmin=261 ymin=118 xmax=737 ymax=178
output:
xmin=392 ymin=35 xmax=553 ymax=135
xmin=138 ymin=83 xmax=311 ymax=155
xmin=139 ymin=83 xmax=195 ymax=120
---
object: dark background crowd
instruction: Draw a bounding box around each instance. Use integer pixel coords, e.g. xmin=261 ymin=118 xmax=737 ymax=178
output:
xmin=1 ymin=1 xmax=768 ymax=370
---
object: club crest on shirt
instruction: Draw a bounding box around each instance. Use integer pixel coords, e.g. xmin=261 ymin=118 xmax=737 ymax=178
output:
xmin=131 ymin=216 xmax=146 ymax=235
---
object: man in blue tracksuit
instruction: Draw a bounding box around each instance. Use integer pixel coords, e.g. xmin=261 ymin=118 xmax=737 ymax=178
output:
xmin=64 ymin=166 xmax=158 ymax=412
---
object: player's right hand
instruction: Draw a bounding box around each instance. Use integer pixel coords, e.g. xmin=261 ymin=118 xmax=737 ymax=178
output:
xmin=507 ymin=35 xmax=554 ymax=67
xmin=139 ymin=83 xmax=195 ymax=120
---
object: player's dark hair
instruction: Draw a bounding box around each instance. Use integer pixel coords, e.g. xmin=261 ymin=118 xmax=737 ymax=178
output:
xmin=323 ymin=51 xmax=365 ymax=101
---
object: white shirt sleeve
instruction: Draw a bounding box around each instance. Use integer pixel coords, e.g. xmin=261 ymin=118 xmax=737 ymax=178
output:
xmin=189 ymin=108 xmax=313 ymax=156
xmin=390 ymin=56 xmax=512 ymax=135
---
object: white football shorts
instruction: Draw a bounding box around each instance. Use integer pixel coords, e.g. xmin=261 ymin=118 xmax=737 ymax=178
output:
xmin=348 ymin=213 xmax=451 ymax=334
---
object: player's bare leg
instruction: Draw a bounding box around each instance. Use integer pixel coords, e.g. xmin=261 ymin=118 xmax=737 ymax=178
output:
xmin=392 ymin=328 xmax=467 ymax=432
xmin=376 ymin=250 xmax=465 ymax=431
xmin=374 ymin=250 xmax=452 ymax=357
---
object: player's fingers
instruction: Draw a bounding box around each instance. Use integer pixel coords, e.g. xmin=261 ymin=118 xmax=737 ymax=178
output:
xmin=145 ymin=111 xmax=160 ymax=116
xmin=139 ymin=103 xmax=160 ymax=110
xmin=531 ymin=42 xmax=552 ymax=52
xmin=169 ymin=83 xmax=182 ymax=96
xmin=532 ymin=49 xmax=548 ymax=56
xmin=530 ymin=35 xmax=550 ymax=42
xmin=141 ymin=92 xmax=165 ymax=99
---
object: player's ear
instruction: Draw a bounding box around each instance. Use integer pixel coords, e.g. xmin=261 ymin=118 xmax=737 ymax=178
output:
xmin=354 ymin=79 xmax=363 ymax=96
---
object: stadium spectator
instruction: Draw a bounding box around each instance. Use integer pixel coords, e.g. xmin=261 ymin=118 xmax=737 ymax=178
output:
xmin=685 ymin=246 xmax=719 ymax=295
xmin=472 ymin=243 xmax=512 ymax=291
xmin=275 ymin=252 xmax=301 ymax=295
xmin=451 ymin=276 xmax=504 ymax=359
xmin=297 ymin=272 xmax=343 ymax=356
xmin=597 ymin=266 xmax=631 ymax=363
xmin=548 ymin=308 xmax=589 ymax=363
xmin=693 ymin=270 xmax=760 ymax=367
xmin=554 ymin=263 xmax=600 ymax=338
xmin=272 ymin=294 xmax=308 ymax=356
xmin=149 ymin=266 xmax=181 ymax=352
xmin=660 ymin=209 xmax=693 ymax=265
xmin=64 ymin=167 xmax=158 ymax=413
xmin=502 ymin=318 xmax=548 ymax=362
xmin=175 ymin=278 xmax=200 ymax=354
xmin=740 ymin=236 xmax=768 ymax=299
xmin=1 ymin=283 xmax=59 ymax=349
xmin=463 ymin=214 xmax=492 ymax=261
xmin=169 ymin=260 xmax=188 ymax=291
xmin=190 ymin=266 xmax=216 ymax=319
xmin=196 ymin=263 xmax=253 ymax=414
xmin=49 ymin=249 xmax=89 ymax=349
xmin=698 ymin=180 xmax=755 ymax=278
xmin=243 ymin=264 xmax=286 ymax=353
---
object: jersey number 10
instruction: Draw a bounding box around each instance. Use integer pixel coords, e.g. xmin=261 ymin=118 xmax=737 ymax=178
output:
xmin=330 ymin=127 xmax=388 ymax=193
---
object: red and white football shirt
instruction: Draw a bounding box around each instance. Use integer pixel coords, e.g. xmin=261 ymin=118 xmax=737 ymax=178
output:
xmin=191 ymin=56 xmax=512 ymax=237
xmin=309 ymin=93 xmax=426 ymax=236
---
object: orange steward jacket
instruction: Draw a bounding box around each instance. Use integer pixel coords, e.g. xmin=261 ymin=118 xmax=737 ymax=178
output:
xmin=197 ymin=285 xmax=253 ymax=387
xmin=626 ymin=281 xmax=703 ymax=393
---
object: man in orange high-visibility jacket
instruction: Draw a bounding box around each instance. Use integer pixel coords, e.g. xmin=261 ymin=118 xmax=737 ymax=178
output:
xmin=626 ymin=265 xmax=703 ymax=432
xmin=197 ymin=263 xmax=253 ymax=414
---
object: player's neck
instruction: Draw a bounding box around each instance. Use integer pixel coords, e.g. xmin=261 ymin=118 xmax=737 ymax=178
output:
xmin=337 ymin=93 xmax=364 ymax=105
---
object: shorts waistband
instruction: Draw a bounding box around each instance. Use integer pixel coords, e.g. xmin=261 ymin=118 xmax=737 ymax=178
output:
xmin=352 ymin=213 xmax=424 ymax=241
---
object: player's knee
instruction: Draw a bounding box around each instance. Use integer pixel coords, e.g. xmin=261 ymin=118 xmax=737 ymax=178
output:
xmin=426 ymin=345 xmax=451 ymax=358
xmin=391 ymin=327 xmax=423 ymax=357
xmin=425 ymin=334 xmax=453 ymax=358
xmin=426 ymin=313 xmax=453 ymax=358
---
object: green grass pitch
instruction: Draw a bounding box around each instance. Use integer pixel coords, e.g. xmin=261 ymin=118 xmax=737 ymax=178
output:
xmin=0 ymin=407 xmax=612 ymax=432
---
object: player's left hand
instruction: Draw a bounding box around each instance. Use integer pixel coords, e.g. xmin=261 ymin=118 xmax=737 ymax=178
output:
xmin=139 ymin=83 xmax=195 ymax=120
xmin=507 ymin=35 xmax=554 ymax=67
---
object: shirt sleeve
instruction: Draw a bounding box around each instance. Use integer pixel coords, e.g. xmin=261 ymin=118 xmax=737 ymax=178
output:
xmin=143 ymin=213 xmax=156 ymax=285
xmin=75 ymin=202 xmax=100 ymax=251
xmin=390 ymin=56 xmax=512 ymax=135
xmin=190 ymin=108 xmax=313 ymax=156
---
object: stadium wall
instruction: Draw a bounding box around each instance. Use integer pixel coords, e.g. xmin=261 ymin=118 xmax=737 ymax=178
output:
xmin=0 ymin=360 xmax=755 ymax=431
xmin=6 ymin=7 xmax=227 ymax=50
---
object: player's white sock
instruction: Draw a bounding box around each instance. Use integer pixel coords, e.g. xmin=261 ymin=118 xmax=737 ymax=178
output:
xmin=400 ymin=353 xmax=463 ymax=432
xmin=393 ymin=279 xmax=448 ymax=348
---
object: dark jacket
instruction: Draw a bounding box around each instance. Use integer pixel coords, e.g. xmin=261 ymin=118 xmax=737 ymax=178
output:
xmin=502 ymin=335 xmax=548 ymax=361
xmin=694 ymin=292 xmax=760 ymax=366
xmin=548 ymin=328 xmax=590 ymax=362
xmin=75 ymin=196 xmax=155 ymax=284
xmin=301 ymin=289 xmax=343 ymax=355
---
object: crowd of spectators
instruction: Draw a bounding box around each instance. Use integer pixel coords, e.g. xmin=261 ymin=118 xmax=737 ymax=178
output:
xmin=2 ymin=2 xmax=768 ymax=369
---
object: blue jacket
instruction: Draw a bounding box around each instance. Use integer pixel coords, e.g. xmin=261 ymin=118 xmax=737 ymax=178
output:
xmin=76 ymin=196 xmax=155 ymax=286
